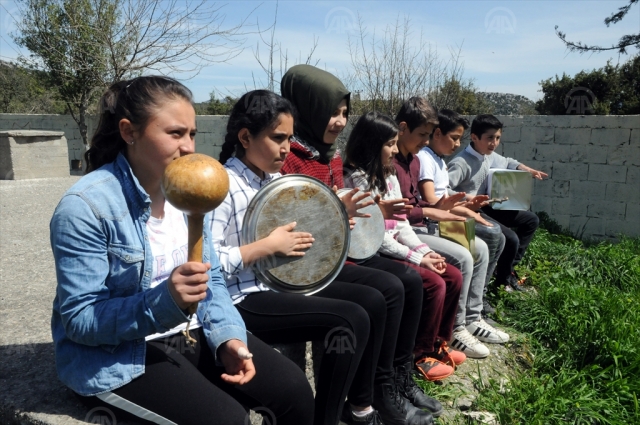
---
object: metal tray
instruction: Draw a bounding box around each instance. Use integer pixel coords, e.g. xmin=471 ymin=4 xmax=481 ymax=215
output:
xmin=241 ymin=174 xmax=350 ymax=295
xmin=337 ymin=188 xmax=385 ymax=261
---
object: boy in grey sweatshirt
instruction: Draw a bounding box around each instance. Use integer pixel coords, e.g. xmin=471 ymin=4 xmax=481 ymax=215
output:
xmin=448 ymin=114 xmax=547 ymax=292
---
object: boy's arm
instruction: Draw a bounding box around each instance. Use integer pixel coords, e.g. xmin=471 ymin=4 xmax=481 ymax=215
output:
xmin=447 ymin=159 xmax=467 ymax=191
xmin=516 ymin=163 xmax=548 ymax=180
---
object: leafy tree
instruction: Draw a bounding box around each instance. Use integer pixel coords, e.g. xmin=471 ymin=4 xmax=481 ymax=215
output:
xmin=555 ymin=0 xmax=639 ymax=54
xmin=207 ymin=94 xmax=236 ymax=115
xmin=429 ymin=78 xmax=495 ymax=115
xmin=0 ymin=60 xmax=66 ymax=113
xmin=13 ymin=0 xmax=251 ymax=144
xmin=535 ymin=55 xmax=640 ymax=115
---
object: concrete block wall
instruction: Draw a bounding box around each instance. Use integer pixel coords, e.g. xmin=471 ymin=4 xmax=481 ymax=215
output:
xmin=457 ymin=115 xmax=640 ymax=240
xmin=1 ymin=113 xmax=638 ymax=240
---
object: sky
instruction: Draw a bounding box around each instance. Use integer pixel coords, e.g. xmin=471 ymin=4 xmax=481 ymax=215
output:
xmin=1 ymin=0 xmax=638 ymax=103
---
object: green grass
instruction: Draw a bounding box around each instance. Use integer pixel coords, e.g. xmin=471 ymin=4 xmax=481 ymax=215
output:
xmin=420 ymin=216 xmax=640 ymax=424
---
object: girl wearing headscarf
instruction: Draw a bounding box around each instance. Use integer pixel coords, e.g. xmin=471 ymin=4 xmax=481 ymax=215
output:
xmin=282 ymin=65 xmax=438 ymax=425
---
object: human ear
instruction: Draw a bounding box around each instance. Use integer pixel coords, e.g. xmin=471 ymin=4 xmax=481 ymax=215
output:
xmin=238 ymin=128 xmax=252 ymax=149
xmin=398 ymin=121 xmax=408 ymax=135
xmin=470 ymin=133 xmax=479 ymax=144
xmin=119 ymin=119 xmax=135 ymax=145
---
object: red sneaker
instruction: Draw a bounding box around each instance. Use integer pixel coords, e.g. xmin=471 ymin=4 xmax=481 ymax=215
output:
xmin=414 ymin=357 xmax=454 ymax=381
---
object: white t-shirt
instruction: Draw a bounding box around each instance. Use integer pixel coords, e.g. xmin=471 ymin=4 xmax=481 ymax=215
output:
xmin=417 ymin=147 xmax=449 ymax=199
xmin=145 ymin=200 xmax=202 ymax=341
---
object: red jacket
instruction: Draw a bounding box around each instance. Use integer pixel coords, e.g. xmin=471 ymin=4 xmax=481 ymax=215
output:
xmin=282 ymin=137 xmax=345 ymax=189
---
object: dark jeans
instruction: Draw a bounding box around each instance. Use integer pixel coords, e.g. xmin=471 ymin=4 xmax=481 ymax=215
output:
xmin=237 ymin=280 xmax=381 ymax=423
xmin=78 ymin=330 xmax=315 ymax=425
xmin=481 ymin=207 xmax=540 ymax=283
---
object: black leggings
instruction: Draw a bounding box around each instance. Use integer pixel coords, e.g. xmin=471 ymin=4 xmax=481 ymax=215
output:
xmin=356 ymin=255 xmax=424 ymax=368
xmin=77 ymin=330 xmax=314 ymax=425
xmin=237 ymin=280 xmax=383 ymax=423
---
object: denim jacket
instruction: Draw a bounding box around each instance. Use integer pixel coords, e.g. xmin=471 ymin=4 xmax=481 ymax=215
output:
xmin=50 ymin=153 xmax=247 ymax=396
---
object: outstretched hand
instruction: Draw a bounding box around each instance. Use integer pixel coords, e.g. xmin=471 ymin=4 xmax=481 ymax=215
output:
xmin=460 ymin=195 xmax=490 ymax=211
xmin=374 ymin=196 xmax=413 ymax=220
xmin=218 ymin=339 xmax=256 ymax=385
xmin=337 ymin=186 xmax=374 ymax=219
xmin=433 ymin=192 xmax=466 ymax=211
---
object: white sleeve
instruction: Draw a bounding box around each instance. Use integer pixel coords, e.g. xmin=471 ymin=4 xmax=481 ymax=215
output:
xmin=417 ymin=149 xmax=436 ymax=182
xmin=210 ymin=191 xmax=244 ymax=276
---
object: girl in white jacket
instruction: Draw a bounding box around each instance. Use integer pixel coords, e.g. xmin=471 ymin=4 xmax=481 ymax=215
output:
xmin=344 ymin=112 xmax=465 ymax=382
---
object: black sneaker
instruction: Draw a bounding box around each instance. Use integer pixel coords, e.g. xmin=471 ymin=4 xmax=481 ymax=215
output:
xmin=341 ymin=402 xmax=384 ymax=425
xmin=395 ymin=361 xmax=443 ymax=417
xmin=506 ymin=274 xmax=525 ymax=292
xmin=374 ymin=382 xmax=433 ymax=425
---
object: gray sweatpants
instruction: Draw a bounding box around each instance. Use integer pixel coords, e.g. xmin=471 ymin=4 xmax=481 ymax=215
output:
xmin=412 ymin=226 xmax=489 ymax=328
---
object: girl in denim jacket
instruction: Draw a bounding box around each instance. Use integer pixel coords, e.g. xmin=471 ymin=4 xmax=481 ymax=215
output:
xmin=50 ymin=76 xmax=313 ymax=425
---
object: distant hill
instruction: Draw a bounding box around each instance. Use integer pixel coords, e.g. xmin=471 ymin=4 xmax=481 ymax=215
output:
xmin=478 ymin=92 xmax=538 ymax=115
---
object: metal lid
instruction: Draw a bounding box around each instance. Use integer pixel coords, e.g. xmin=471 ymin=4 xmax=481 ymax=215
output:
xmin=241 ymin=174 xmax=350 ymax=295
xmin=337 ymin=189 xmax=385 ymax=261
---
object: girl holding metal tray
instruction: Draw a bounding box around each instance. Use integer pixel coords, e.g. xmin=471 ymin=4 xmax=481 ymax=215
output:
xmin=343 ymin=111 xmax=465 ymax=383
xmin=280 ymin=65 xmax=439 ymax=425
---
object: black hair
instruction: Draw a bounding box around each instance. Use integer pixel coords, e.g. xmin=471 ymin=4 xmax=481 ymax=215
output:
xmin=85 ymin=76 xmax=193 ymax=173
xmin=219 ymin=90 xmax=296 ymax=165
xmin=394 ymin=97 xmax=439 ymax=132
xmin=470 ymin=114 xmax=503 ymax=139
xmin=344 ymin=111 xmax=399 ymax=194
xmin=435 ymin=109 xmax=469 ymax=136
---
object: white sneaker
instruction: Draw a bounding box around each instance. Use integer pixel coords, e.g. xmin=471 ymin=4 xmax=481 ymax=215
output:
xmin=449 ymin=327 xmax=490 ymax=359
xmin=467 ymin=319 xmax=510 ymax=344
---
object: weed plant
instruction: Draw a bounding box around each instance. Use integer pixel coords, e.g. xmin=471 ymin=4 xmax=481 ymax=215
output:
xmin=477 ymin=229 xmax=639 ymax=424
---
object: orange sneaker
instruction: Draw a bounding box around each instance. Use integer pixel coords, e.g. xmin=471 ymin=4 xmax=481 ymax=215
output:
xmin=414 ymin=357 xmax=454 ymax=381
xmin=438 ymin=340 xmax=466 ymax=366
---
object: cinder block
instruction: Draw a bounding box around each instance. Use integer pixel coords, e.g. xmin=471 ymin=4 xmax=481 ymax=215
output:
xmin=627 ymin=202 xmax=640 ymax=221
xmin=590 ymin=128 xmax=631 ymax=146
xmin=588 ymin=164 xmax=627 ymax=182
xmin=568 ymin=216 xmax=605 ymax=238
xmin=523 ymin=116 xmax=555 ymax=127
xmin=631 ymin=129 xmax=640 ymax=146
xmin=618 ymin=116 xmax=640 ymax=129
xmin=554 ymin=128 xmax=591 ymax=145
xmin=497 ymin=116 xmax=523 ymax=127
xmin=522 ymin=126 xmax=554 ymax=144
xmin=550 ymin=196 xmax=571 ymax=215
xmin=546 ymin=116 xmax=573 ymax=128
xmin=531 ymin=195 xmax=554 ymax=214
xmin=553 ymin=180 xmax=570 ymax=197
xmin=626 ymin=166 xmax=639 ymax=183
xmin=605 ymin=218 xmax=640 ymax=238
xmin=532 ymin=178 xmax=556 ymax=198
xmin=584 ymin=145 xmax=609 ymax=164
xmin=606 ymin=182 xmax=640 ymax=203
xmin=553 ymin=214 xmax=571 ymax=230
xmin=552 ymin=163 xmax=588 ymax=180
xmin=570 ymin=180 xmax=607 ymax=200
xmin=503 ymin=142 xmax=538 ymax=162
xmin=608 ymin=144 xmax=640 ymax=166
xmin=525 ymin=160 xmax=553 ymax=177
xmin=587 ymin=200 xmax=626 ymax=220
xmin=500 ymin=126 xmax=521 ymax=142
xmin=535 ymin=144 xmax=586 ymax=163
xmin=569 ymin=196 xmax=592 ymax=214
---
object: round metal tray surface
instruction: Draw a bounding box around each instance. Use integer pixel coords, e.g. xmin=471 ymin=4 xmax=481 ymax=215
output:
xmin=241 ymin=174 xmax=350 ymax=295
xmin=337 ymin=188 xmax=385 ymax=261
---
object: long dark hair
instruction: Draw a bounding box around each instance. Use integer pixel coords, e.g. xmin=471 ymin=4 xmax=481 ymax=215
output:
xmin=219 ymin=90 xmax=296 ymax=165
xmin=344 ymin=112 xmax=399 ymax=194
xmin=85 ymin=76 xmax=193 ymax=172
